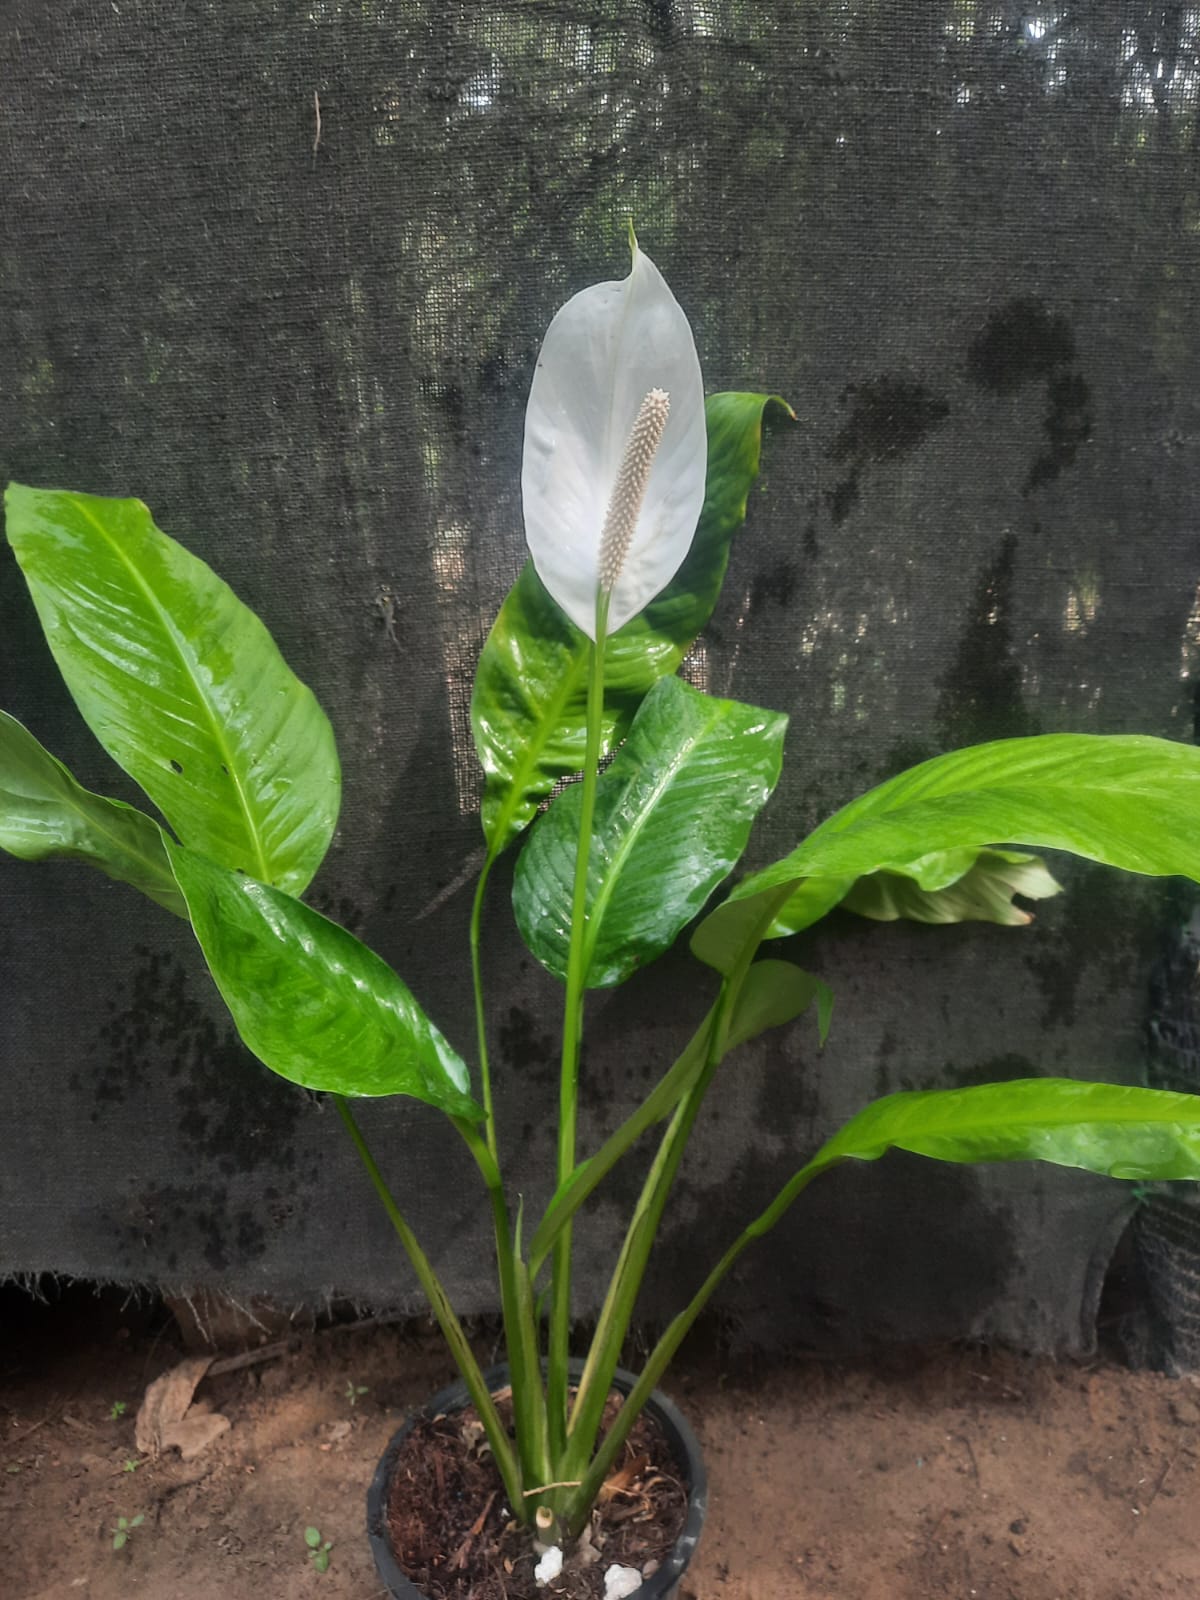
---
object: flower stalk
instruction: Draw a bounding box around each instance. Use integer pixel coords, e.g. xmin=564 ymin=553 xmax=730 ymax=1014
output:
xmin=547 ymin=589 xmax=610 ymax=1455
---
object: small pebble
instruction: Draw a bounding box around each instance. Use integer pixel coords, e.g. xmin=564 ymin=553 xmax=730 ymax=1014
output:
xmin=534 ymin=1546 xmax=563 ymax=1586
xmin=603 ymin=1565 xmax=643 ymax=1600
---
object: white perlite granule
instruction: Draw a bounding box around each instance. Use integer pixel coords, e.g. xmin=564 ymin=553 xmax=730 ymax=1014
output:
xmin=533 ymin=1545 xmax=564 ymax=1586
xmin=602 ymin=1563 xmax=643 ymax=1600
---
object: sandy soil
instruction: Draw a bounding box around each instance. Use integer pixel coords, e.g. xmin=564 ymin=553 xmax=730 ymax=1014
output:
xmin=2 ymin=1287 xmax=1199 ymax=1600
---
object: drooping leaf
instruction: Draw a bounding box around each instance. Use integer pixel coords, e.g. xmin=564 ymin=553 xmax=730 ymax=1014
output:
xmin=694 ymin=734 xmax=1200 ymax=971
xmin=522 ymin=239 xmax=707 ymax=639
xmin=581 ymin=1075 xmax=1200 ymax=1472
xmin=840 ymin=848 xmax=1061 ymax=926
xmin=5 ymin=484 xmax=340 ymax=894
xmin=167 ymin=844 xmax=481 ymax=1117
xmin=807 ymin=1078 xmax=1200 ymax=1184
xmin=0 ymin=710 xmax=186 ymax=915
xmin=472 ymin=393 xmax=794 ymax=856
xmin=513 ymin=676 xmax=786 ymax=987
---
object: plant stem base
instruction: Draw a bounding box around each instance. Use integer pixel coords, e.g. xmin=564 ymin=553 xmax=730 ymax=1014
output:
xmin=368 ymin=1364 xmax=706 ymax=1600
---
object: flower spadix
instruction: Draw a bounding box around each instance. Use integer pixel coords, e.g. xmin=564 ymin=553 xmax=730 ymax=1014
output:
xmin=521 ymin=240 xmax=707 ymax=639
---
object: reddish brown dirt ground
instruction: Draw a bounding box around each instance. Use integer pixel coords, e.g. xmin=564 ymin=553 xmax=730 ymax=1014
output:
xmin=2 ymin=1291 xmax=1199 ymax=1600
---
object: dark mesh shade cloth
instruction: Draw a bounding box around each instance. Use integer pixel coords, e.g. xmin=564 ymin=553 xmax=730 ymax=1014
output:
xmin=1 ymin=1 xmax=1198 ymax=1356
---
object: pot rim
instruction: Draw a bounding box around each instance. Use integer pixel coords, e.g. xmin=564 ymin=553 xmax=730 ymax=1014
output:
xmin=367 ymin=1360 xmax=707 ymax=1600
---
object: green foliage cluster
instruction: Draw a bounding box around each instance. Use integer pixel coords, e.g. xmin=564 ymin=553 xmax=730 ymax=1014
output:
xmin=4 ymin=390 xmax=1200 ymax=1546
xmin=111 ymin=1513 xmax=144 ymax=1552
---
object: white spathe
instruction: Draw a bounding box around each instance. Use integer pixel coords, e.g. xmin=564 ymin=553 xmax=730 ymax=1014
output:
xmin=522 ymin=241 xmax=707 ymax=639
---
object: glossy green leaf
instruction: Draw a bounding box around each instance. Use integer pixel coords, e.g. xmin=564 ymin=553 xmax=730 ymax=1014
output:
xmin=0 ymin=710 xmax=186 ymax=916
xmin=807 ymin=1078 xmax=1200 ymax=1184
xmin=5 ymin=484 xmax=340 ymax=894
xmin=695 ymin=734 xmax=1200 ymax=971
xmin=166 ymin=844 xmax=482 ymax=1117
xmin=472 ymin=393 xmax=794 ymax=856
xmin=513 ymin=676 xmax=786 ymax=987
xmin=840 ymin=848 xmax=1061 ymax=926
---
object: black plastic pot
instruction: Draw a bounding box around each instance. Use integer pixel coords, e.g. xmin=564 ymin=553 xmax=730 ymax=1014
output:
xmin=367 ymin=1362 xmax=707 ymax=1600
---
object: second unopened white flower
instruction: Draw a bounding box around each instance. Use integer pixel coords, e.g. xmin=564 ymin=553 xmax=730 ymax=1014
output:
xmin=522 ymin=237 xmax=707 ymax=639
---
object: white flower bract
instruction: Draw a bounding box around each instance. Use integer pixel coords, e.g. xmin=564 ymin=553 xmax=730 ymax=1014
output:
xmin=521 ymin=240 xmax=707 ymax=639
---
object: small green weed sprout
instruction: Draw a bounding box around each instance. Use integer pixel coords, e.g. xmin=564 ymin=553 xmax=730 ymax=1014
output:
xmin=111 ymin=1513 xmax=144 ymax=1551
xmin=108 ymin=1401 xmax=127 ymax=1420
xmin=344 ymin=1381 xmax=368 ymax=1407
xmin=305 ymin=1525 xmax=333 ymax=1572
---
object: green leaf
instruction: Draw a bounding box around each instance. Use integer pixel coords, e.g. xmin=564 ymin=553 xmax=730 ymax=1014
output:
xmin=166 ymin=844 xmax=482 ymax=1118
xmin=472 ymin=393 xmax=794 ymax=856
xmin=0 ymin=710 xmax=185 ymax=916
xmin=304 ymin=1528 xmax=322 ymax=1549
xmin=5 ymin=484 xmax=340 ymax=894
xmin=727 ymin=960 xmax=834 ymax=1051
xmin=809 ymin=1079 xmax=1200 ymax=1184
xmin=695 ymin=734 xmax=1200 ymax=970
xmin=840 ymin=848 xmax=1061 ymax=926
xmin=566 ymin=1072 xmax=1200 ymax=1509
xmin=513 ymin=677 xmax=787 ymax=987
xmin=691 ymin=876 xmax=850 ymax=973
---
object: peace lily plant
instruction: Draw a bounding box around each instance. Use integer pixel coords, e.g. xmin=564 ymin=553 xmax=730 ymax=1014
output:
xmin=5 ymin=232 xmax=1200 ymax=1583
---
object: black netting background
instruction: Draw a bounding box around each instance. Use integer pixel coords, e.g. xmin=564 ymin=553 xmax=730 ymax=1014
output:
xmin=1 ymin=1 xmax=1198 ymax=1356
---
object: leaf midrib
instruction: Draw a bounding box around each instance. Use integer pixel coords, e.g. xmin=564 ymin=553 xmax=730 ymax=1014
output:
xmin=845 ymin=1084 xmax=1200 ymax=1154
xmin=486 ymin=639 xmax=590 ymax=858
xmin=2 ymin=713 xmax=175 ymax=883
xmin=819 ymin=767 xmax=1188 ymax=839
xmin=581 ymin=696 xmax=722 ymax=977
xmin=756 ymin=773 xmax=1195 ymax=901
xmin=56 ymin=779 xmax=173 ymax=885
